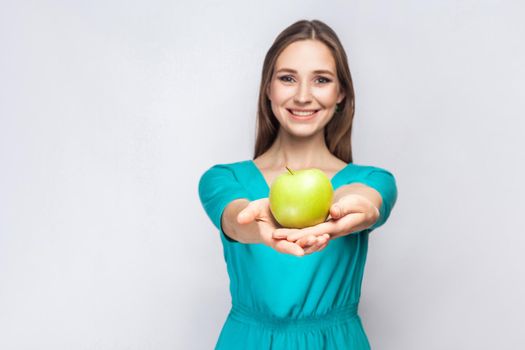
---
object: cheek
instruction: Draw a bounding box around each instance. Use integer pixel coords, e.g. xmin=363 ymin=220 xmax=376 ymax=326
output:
xmin=313 ymin=87 xmax=340 ymax=104
xmin=270 ymin=83 xmax=294 ymax=101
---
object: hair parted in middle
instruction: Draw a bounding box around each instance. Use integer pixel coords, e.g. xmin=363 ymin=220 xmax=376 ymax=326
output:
xmin=253 ymin=19 xmax=356 ymax=164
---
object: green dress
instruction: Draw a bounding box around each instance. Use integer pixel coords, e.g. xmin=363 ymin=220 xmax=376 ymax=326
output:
xmin=198 ymin=159 xmax=398 ymax=349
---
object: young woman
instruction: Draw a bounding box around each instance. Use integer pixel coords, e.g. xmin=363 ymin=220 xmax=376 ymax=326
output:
xmin=198 ymin=19 xmax=398 ymax=349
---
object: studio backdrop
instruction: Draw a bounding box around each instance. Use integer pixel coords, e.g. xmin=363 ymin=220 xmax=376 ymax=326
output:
xmin=1 ymin=1 xmax=524 ymax=349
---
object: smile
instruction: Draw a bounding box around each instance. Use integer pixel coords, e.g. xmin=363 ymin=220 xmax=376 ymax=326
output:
xmin=287 ymin=109 xmax=320 ymax=121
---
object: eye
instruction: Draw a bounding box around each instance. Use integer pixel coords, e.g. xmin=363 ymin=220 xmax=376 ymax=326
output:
xmin=316 ymin=76 xmax=332 ymax=84
xmin=278 ymin=75 xmax=294 ymax=83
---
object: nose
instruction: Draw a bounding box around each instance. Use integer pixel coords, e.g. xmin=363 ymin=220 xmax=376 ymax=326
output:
xmin=293 ymin=81 xmax=312 ymax=104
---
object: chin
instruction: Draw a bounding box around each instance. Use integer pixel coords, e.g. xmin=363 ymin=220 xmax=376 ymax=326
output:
xmin=283 ymin=124 xmax=323 ymax=138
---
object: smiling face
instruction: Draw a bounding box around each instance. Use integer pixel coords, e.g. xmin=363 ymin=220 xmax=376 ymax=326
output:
xmin=266 ymin=39 xmax=345 ymax=137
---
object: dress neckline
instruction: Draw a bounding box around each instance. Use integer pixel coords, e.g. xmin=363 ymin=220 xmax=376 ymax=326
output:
xmin=248 ymin=159 xmax=350 ymax=193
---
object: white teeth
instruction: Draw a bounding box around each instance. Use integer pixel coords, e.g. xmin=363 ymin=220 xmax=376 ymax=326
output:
xmin=290 ymin=110 xmax=317 ymax=116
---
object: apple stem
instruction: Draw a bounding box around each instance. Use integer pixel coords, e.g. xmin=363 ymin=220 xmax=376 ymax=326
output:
xmin=285 ymin=166 xmax=294 ymax=175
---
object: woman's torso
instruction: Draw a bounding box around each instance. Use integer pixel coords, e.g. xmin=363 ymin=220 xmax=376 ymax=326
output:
xmin=221 ymin=159 xmax=371 ymax=319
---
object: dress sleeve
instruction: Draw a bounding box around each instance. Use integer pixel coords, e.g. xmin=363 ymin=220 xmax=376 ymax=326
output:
xmin=198 ymin=164 xmax=251 ymax=243
xmin=352 ymin=167 xmax=398 ymax=230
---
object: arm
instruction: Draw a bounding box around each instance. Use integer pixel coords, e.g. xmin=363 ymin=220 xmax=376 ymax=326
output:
xmin=273 ymin=168 xmax=397 ymax=244
xmin=324 ymin=183 xmax=382 ymax=239
xmin=273 ymin=186 xmax=380 ymax=242
xmin=224 ymin=197 xmax=308 ymax=256
xmin=221 ymin=198 xmax=264 ymax=244
xmin=333 ymin=183 xmax=382 ymax=216
xmin=198 ymin=164 xmax=306 ymax=256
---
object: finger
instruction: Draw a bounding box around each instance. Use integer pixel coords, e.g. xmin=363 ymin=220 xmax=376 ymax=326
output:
xmin=330 ymin=197 xmax=358 ymax=220
xmin=287 ymin=222 xmax=333 ymax=241
xmin=316 ymin=240 xmax=329 ymax=252
xmin=337 ymin=212 xmax=368 ymax=233
xmin=324 ymin=212 xmax=371 ymax=239
xmin=303 ymin=245 xmax=316 ymax=255
xmin=315 ymin=234 xmax=330 ymax=247
xmin=304 ymin=237 xmax=327 ymax=255
xmin=330 ymin=202 xmax=359 ymax=220
xmin=313 ymin=235 xmax=331 ymax=253
xmin=302 ymin=233 xmax=331 ymax=254
xmin=273 ymin=228 xmax=300 ymax=240
xmin=306 ymin=234 xmax=325 ymax=247
xmin=330 ymin=195 xmax=370 ymax=219
xmin=274 ymin=239 xmax=305 ymax=257
xmin=237 ymin=201 xmax=261 ymax=224
xmin=330 ymin=204 xmax=343 ymax=219
xmin=258 ymin=198 xmax=273 ymax=216
xmin=297 ymin=234 xmax=317 ymax=248
xmin=315 ymin=235 xmax=328 ymax=247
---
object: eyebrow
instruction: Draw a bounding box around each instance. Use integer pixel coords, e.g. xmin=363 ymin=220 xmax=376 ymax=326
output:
xmin=275 ymin=68 xmax=335 ymax=77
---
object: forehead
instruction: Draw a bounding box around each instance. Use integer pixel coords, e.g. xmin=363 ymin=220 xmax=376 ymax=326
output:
xmin=274 ymin=40 xmax=336 ymax=73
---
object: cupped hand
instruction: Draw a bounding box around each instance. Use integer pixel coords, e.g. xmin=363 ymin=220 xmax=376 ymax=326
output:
xmin=272 ymin=194 xmax=380 ymax=245
xmin=236 ymin=198 xmax=308 ymax=257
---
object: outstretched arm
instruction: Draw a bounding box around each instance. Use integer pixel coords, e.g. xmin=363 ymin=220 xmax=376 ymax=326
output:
xmin=273 ymin=183 xmax=381 ymax=244
xmin=273 ymin=167 xmax=398 ymax=248
xmin=332 ymin=183 xmax=382 ymax=216
xmin=225 ymin=198 xmax=310 ymax=256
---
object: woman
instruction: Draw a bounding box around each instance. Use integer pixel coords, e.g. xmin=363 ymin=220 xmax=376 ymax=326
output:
xmin=198 ymin=19 xmax=398 ymax=349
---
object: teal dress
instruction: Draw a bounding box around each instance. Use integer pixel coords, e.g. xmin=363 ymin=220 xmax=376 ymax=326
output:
xmin=198 ymin=159 xmax=398 ymax=349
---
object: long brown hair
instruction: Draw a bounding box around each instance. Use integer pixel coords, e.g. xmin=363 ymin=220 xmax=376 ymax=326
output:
xmin=253 ymin=19 xmax=356 ymax=163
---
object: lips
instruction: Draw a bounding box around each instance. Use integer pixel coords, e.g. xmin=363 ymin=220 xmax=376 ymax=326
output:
xmin=287 ymin=109 xmax=320 ymax=121
xmin=287 ymin=109 xmax=320 ymax=116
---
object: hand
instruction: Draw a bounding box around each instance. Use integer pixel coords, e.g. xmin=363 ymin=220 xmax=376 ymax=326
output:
xmin=295 ymin=232 xmax=331 ymax=255
xmin=236 ymin=198 xmax=306 ymax=257
xmin=273 ymin=194 xmax=380 ymax=245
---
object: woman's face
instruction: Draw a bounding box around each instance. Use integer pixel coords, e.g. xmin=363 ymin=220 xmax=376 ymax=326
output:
xmin=267 ymin=39 xmax=345 ymax=137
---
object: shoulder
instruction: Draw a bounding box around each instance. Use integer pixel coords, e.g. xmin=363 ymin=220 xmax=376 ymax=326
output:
xmin=345 ymin=163 xmax=398 ymax=205
xmin=340 ymin=163 xmax=398 ymax=198
xmin=200 ymin=159 xmax=251 ymax=176
xmin=198 ymin=159 xmax=252 ymax=187
xmin=344 ymin=162 xmax=396 ymax=179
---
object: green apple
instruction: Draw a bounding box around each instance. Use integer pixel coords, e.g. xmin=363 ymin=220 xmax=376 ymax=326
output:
xmin=269 ymin=166 xmax=334 ymax=228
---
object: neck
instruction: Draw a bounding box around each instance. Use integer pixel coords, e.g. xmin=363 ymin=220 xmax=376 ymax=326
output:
xmin=263 ymin=128 xmax=333 ymax=169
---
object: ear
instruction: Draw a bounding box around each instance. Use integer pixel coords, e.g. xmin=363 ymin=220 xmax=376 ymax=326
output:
xmin=266 ymin=85 xmax=271 ymax=100
xmin=337 ymin=89 xmax=346 ymax=104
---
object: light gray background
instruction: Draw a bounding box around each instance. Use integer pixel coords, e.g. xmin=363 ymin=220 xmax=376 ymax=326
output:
xmin=1 ymin=0 xmax=524 ymax=349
